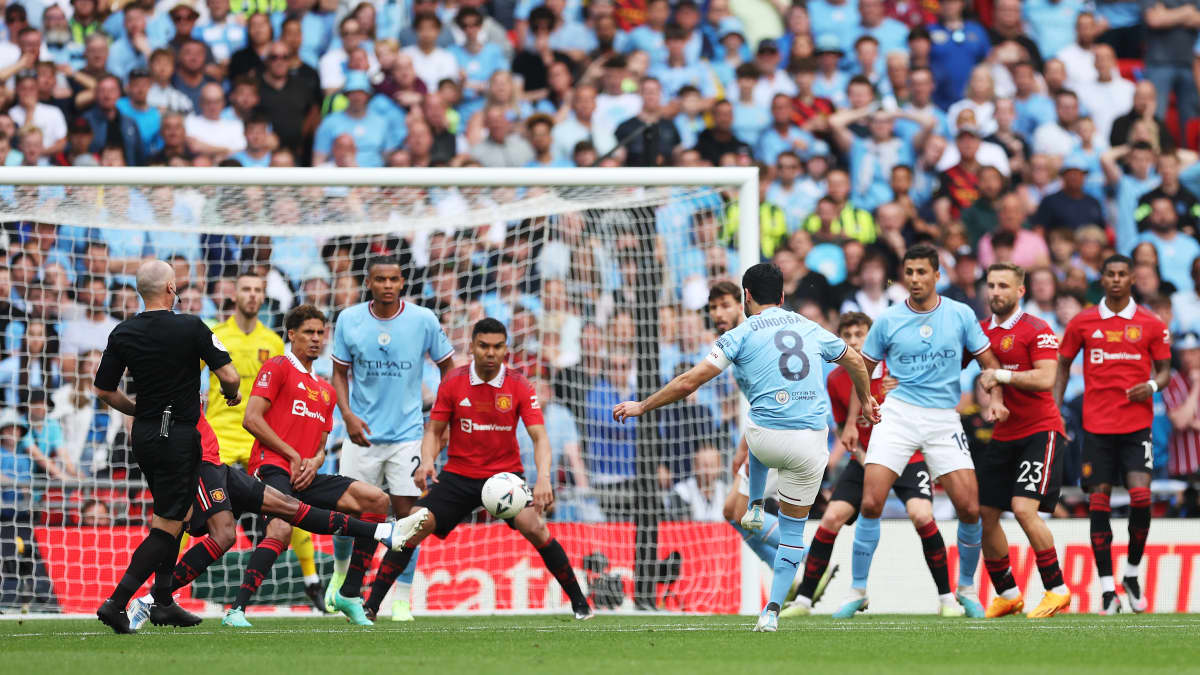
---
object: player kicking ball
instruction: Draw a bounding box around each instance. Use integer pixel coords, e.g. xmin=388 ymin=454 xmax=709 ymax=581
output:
xmin=782 ymin=312 xmax=955 ymax=617
xmin=614 ymin=263 xmax=879 ymax=632
xmin=836 ymin=245 xmax=1008 ymax=619
xmin=231 ymin=304 xmax=421 ymax=626
xmin=708 ymin=282 xmax=787 ymax=571
xmin=975 ymin=263 xmax=1073 ymax=618
xmin=126 ymin=412 xmax=409 ymax=630
xmin=1057 ymin=255 xmax=1170 ymax=614
xmin=361 ymin=318 xmax=592 ymax=621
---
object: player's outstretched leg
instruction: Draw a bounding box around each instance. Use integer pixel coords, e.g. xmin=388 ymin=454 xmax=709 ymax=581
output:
xmin=1088 ymin=490 xmax=1120 ymax=614
xmin=1124 ymin=484 xmax=1152 ymax=613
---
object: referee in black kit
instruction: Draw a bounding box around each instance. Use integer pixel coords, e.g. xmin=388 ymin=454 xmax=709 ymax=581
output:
xmin=94 ymin=260 xmax=242 ymax=633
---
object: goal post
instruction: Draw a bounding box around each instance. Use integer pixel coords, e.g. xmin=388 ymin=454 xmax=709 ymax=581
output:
xmin=0 ymin=166 xmax=760 ymax=616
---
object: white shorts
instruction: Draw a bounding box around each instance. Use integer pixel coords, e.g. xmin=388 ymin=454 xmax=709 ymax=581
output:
xmin=744 ymin=423 xmax=829 ymax=507
xmin=736 ymin=462 xmax=780 ymax=499
xmin=340 ymin=439 xmax=422 ymax=497
xmin=865 ymin=397 xmax=974 ymax=480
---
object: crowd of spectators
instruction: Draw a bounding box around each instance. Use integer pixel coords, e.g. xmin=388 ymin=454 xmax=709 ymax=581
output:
xmin=2 ymin=0 xmax=1200 ymax=527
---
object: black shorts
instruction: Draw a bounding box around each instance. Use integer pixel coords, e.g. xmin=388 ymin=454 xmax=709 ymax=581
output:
xmin=256 ymin=464 xmax=355 ymax=511
xmin=975 ymin=431 xmax=1065 ymax=513
xmin=131 ymin=419 xmax=202 ymax=522
xmin=1082 ymin=428 xmax=1153 ymax=489
xmin=830 ymin=460 xmax=932 ymax=525
xmin=187 ymin=463 xmax=267 ymax=537
xmin=415 ymin=471 xmax=522 ymax=539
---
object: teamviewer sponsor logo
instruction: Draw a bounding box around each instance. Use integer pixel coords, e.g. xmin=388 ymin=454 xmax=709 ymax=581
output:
xmin=291 ymin=399 xmax=328 ymax=422
xmin=1090 ymin=349 xmax=1143 ymax=364
xmin=461 ymin=418 xmax=473 ymax=433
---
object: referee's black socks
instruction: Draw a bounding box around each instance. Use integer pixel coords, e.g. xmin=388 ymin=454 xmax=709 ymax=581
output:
xmin=151 ymin=529 xmax=186 ymax=605
xmin=110 ymin=528 xmax=178 ymax=608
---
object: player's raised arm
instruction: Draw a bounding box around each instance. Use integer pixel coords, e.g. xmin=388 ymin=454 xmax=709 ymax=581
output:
xmin=612 ymin=360 xmax=723 ymax=422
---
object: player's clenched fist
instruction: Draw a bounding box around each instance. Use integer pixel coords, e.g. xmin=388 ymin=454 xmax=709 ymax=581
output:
xmin=414 ymin=461 xmax=437 ymax=491
xmin=612 ymin=401 xmax=644 ymax=422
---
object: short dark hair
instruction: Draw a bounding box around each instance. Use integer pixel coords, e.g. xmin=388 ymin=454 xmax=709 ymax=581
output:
xmin=735 ymin=62 xmax=759 ymax=80
xmin=837 ymin=311 xmax=872 ymax=335
xmin=741 ymin=262 xmax=783 ymax=306
xmin=664 ymin=22 xmax=687 ymax=41
xmin=986 ymin=261 xmax=1026 ymax=285
xmin=366 ymin=255 xmax=402 ymax=275
xmin=472 ymin=317 xmax=507 ymax=339
xmin=1101 ymin=253 xmax=1134 ymax=274
xmin=708 ymin=280 xmax=741 ymax=304
xmin=902 ymin=243 xmax=939 ymax=271
xmin=455 ymin=6 xmax=482 ymax=27
xmin=412 ymin=11 xmax=441 ymax=29
xmin=285 ymin=303 xmax=327 ymax=332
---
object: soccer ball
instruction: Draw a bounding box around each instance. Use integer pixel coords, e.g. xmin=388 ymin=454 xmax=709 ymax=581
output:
xmin=481 ymin=472 xmax=531 ymax=519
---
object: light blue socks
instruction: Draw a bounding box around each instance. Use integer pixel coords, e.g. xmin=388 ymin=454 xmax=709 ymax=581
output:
xmin=851 ymin=516 xmax=881 ymax=591
xmin=769 ymin=513 xmax=808 ymax=609
xmin=957 ymin=520 xmax=982 ymax=588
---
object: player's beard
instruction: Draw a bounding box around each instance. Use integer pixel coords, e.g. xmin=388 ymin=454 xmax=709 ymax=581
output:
xmin=989 ymin=297 xmax=1017 ymax=318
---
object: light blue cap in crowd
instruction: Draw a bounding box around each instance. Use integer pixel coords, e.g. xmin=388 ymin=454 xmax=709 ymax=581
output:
xmin=343 ymin=71 xmax=372 ymax=94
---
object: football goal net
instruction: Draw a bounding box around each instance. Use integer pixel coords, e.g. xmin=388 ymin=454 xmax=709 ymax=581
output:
xmin=0 ymin=166 xmax=767 ymax=616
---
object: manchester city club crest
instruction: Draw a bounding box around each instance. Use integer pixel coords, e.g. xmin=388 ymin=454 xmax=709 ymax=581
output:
xmin=919 ymin=325 xmax=933 ymax=339
xmin=775 ymin=390 xmax=790 ymax=404
xmin=378 ymin=332 xmax=391 ymax=346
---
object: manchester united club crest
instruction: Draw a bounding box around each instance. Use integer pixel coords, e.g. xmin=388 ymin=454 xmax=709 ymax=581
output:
xmin=1125 ymin=325 xmax=1143 ymax=342
xmin=495 ymin=394 xmax=513 ymax=412
xmin=258 ymin=348 xmax=270 ymax=363
xmin=999 ymin=335 xmax=1015 ymax=351
xmin=210 ymin=488 xmax=226 ymax=503
xmin=321 ymin=389 xmax=331 ymax=404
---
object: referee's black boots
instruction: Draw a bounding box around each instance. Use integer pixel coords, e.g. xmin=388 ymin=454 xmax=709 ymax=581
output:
xmin=97 ymin=599 xmax=135 ymax=634
xmin=150 ymin=601 xmax=203 ymax=628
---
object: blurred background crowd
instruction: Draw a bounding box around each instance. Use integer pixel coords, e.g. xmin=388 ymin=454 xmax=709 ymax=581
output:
xmin=1 ymin=0 xmax=1200 ymax=531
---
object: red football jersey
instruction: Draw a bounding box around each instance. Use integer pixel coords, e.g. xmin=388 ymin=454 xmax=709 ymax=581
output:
xmin=1060 ymin=301 xmax=1170 ymax=434
xmin=983 ymin=311 xmax=1066 ymax=441
xmin=198 ymin=411 xmax=220 ymax=466
xmin=247 ymin=352 xmax=336 ymax=476
xmin=827 ymin=362 xmax=924 ymax=463
xmin=430 ymin=363 xmax=544 ymax=479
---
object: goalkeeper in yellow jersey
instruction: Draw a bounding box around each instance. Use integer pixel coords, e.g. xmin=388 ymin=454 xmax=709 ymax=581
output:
xmin=207 ymin=272 xmax=324 ymax=611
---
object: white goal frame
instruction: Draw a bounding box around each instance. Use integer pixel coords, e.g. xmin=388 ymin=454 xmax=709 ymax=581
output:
xmin=0 ymin=165 xmax=762 ymax=616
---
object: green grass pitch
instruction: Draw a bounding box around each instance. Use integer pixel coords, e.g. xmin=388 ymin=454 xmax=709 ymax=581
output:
xmin=4 ymin=614 xmax=1199 ymax=675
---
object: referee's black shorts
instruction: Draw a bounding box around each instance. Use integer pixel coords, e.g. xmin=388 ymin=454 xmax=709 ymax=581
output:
xmin=131 ymin=419 xmax=202 ymax=522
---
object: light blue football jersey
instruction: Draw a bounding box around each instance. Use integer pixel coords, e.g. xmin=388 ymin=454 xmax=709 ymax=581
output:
xmin=708 ymin=306 xmax=847 ymax=431
xmin=331 ymin=301 xmax=454 ymax=443
xmin=861 ymin=296 xmax=990 ymax=410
